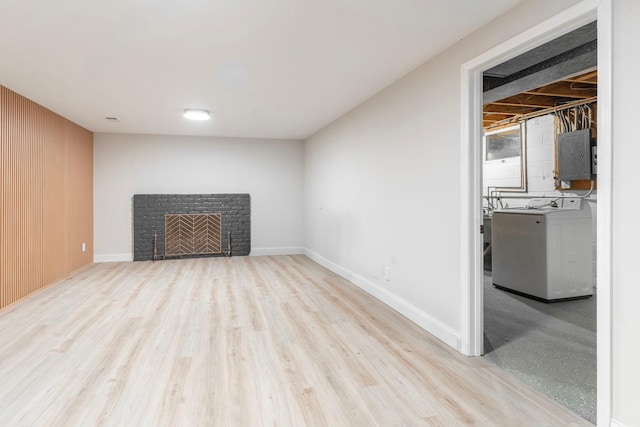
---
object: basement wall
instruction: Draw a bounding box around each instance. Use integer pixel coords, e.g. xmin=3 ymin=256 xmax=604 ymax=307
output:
xmin=304 ymin=0 xmax=582 ymax=354
xmin=93 ymin=133 xmax=304 ymax=261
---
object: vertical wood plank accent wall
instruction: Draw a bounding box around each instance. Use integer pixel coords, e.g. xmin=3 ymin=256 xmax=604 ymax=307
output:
xmin=0 ymin=86 xmax=93 ymax=309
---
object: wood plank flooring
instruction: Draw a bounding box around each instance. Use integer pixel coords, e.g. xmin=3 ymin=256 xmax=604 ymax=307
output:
xmin=0 ymin=256 xmax=592 ymax=426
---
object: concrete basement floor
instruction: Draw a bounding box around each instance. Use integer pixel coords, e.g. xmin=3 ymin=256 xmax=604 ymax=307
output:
xmin=482 ymin=272 xmax=596 ymax=424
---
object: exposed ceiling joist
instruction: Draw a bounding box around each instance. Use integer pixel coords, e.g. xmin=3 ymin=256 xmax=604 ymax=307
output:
xmin=523 ymin=80 xmax=596 ymax=99
xmin=565 ymin=70 xmax=597 ymax=84
xmin=483 ymin=104 xmax=539 ymax=115
xmin=489 ymin=93 xmax=569 ymax=109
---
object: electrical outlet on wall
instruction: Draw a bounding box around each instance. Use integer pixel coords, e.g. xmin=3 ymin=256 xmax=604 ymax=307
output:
xmin=383 ymin=266 xmax=391 ymax=282
xmin=82 ymin=243 xmax=86 ymax=252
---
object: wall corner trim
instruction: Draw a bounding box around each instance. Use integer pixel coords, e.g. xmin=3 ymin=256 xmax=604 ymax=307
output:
xmin=303 ymin=248 xmax=462 ymax=351
xmin=94 ymin=253 xmax=133 ymax=263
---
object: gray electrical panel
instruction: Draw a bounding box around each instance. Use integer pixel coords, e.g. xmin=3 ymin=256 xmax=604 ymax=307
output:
xmin=558 ymin=129 xmax=593 ymax=181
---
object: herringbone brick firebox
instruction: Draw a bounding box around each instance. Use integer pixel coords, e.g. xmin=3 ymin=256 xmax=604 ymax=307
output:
xmin=132 ymin=194 xmax=250 ymax=261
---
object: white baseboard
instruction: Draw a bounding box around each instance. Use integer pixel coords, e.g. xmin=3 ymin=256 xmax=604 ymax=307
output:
xmin=250 ymin=247 xmax=305 ymax=256
xmin=94 ymin=253 xmax=133 ymax=263
xmin=95 ymin=249 xmax=304 ymax=261
xmin=303 ymin=248 xmax=461 ymax=351
xmin=611 ymin=420 xmax=627 ymax=427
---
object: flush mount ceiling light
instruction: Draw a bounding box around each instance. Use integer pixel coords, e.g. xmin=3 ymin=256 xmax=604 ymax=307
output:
xmin=183 ymin=109 xmax=211 ymax=121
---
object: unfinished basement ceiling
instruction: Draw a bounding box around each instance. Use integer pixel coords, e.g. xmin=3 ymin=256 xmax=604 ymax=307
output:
xmin=484 ymin=21 xmax=596 ymax=87
xmin=482 ymin=21 xmax=597 ymax=129
xmin=0 ymin=0 xmax=524 ymax=140
xmin=483 ymin=69 xmax=597 ymax=129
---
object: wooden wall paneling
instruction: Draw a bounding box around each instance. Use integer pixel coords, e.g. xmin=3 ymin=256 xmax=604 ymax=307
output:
xmin=3 ymin=87 xmax=12 ymax=306
xmin=0 ymin=86 xmax=93 ymax=310
xmin=0 ymin=88 xmax=4 ymax=308
xmin=1 ymin=88 xmax=44 ymax=306
xmin=43 ymin=110 xmax=66 ymax=284
xmin=4 ymin=88 xmax=22 ymax=305
xmin=4 ymin=88 xmax=18 ymax=304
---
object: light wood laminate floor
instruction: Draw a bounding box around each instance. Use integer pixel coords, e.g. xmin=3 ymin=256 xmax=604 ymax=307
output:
xmin=0 ymin=256 xmax=591 ymax=426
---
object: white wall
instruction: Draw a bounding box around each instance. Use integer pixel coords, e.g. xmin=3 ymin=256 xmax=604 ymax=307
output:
xmin=304 ymin=0 xmax=581 ymax=349
xmin=94 ymin=133 xmax=304 ymax=261
xmin=526 ymin=116 xmax=558 ymax=192
xmin=484 ymin=116 xmax=556 ymax=195
xmin=612 ymin=0 xmax=640 ymax=425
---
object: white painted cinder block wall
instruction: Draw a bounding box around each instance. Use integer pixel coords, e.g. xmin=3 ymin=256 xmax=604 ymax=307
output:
xmin=484 ymin=114 xmax=598 ymax=285
xmin=93 ymin=133 xmax=304 ymax=261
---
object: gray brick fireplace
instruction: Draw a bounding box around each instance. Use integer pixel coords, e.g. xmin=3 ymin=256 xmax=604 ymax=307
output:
xmin=132 ymin=194 xmax=250 ymax=261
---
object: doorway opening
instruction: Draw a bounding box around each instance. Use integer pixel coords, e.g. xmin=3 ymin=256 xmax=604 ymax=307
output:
xmin=482 ymin=53 xmax=597 ymax=421
xmin=460 ymin=2 xmax=612 ymax=426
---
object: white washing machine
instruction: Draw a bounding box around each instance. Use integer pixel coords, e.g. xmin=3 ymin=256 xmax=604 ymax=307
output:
xmin=491 ymin=198 xmax=593 ymax=302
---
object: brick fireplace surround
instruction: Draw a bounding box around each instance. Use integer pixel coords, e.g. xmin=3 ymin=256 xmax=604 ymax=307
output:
xmin=132 ymin=194 xmax=250 ymax=261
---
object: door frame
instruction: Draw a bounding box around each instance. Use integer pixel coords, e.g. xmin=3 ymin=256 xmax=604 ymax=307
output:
xmin=459 ymin=0 xmax=611 ymax=424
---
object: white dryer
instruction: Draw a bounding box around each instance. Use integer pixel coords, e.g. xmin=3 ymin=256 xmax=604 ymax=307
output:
xmin=491 ymin=198 xmax=593 ymax=302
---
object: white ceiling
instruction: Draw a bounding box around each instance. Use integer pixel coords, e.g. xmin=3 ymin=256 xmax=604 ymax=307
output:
xmin=0 ymin=0 xmax=522 ymax=140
